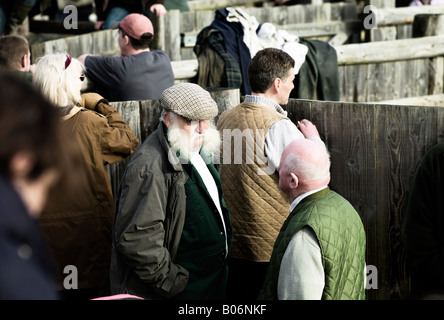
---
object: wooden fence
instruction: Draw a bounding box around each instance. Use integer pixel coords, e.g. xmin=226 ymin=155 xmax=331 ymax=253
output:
xmin=366 ymin=5 xmax=444 ymax=41
xmin=31 ymin=31 xmax=444 ymax=104
xmin=108 ymin=89 xmax=444 ymax=300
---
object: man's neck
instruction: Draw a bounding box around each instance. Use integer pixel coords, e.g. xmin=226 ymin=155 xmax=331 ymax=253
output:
xmin=122 ymin=48 xmax=150 ymax=56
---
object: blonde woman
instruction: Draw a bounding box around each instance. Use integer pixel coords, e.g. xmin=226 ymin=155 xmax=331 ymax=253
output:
xmin=33 ymin=53 xmax=139 ymax=300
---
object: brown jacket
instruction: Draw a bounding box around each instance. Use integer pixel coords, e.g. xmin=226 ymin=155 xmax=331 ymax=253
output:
xmin=39 ymin=94 xmax=138 ymax=291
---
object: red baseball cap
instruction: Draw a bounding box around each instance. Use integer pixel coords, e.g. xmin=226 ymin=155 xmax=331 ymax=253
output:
xmin=119 ymin=13 xmax=154 ymax=40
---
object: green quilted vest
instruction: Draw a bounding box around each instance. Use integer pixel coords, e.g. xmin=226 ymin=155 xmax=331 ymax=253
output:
xmin=259 ymin=188 xmax=366 ymax=300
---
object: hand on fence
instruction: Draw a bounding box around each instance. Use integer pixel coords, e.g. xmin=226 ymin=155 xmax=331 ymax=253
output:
xmin=297 ymin=119 xmax=320 ymax=139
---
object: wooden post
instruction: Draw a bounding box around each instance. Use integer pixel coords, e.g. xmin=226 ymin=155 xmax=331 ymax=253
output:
xmin=206 ymin=87 xmax=241 ymax=123
xmin=149 ymin=11 xmax=165 ymax=52
xmin=412 ymin=14 xmax=444 ymax=96
xmin=364 ymin=0 xmax=396 ymax=42
xmin=412 ymin=14 xmax=444 ymax=37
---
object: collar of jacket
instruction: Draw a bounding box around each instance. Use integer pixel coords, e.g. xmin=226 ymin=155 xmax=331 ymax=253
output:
xmin=157 ymin=121 xmax=185 ymax=172
xmin=61 ymin=105 xmax=84 ymax=121
xmin=298 ymin=187 xmax=331 ymax=207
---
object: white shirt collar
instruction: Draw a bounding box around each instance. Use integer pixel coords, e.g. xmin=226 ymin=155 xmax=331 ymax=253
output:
xmin=289 ymin=186 xmax=329 ymax=213
xmin=244 ymin=95 xmax=287 ymax=116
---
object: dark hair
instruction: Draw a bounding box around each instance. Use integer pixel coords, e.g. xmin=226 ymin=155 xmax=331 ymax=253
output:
xmin=0 ymin=35 xmax=29 ymax=71
xmin=118 ymin=27 xmax=153 ymax=50
xmin=0 ymin=72 xmax=82 ymax=189
xmin=247 ymin=48 xmax=295 ymax=93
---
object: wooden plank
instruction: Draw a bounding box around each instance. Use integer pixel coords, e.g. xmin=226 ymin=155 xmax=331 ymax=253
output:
xmin=164 ymin=10 xmax=181 ymax=61
xmin=107 ymin=101 xmax=141 ymax=197
xmin=90 ymin=29 xmax=118 ymax=56
xmin=139 ymin=99 xmax=163 ymax=142
xmin=340 ymin=102 xmax=376 ymax=299
xmin=171 ymin=59 xmax=198 ymax=80
xmin=375 ymin=93 xmax=444 ymax=106
xmin=206 ymin=88 xmax=241 ymax=123
xmin=187 ymin=0 xmax=262 ymax=11
xmin=376 ymin=6 xmax=444 ymax=26
xmin=335 ymin=36 xmax=444 ymax=65
xmin=412 ymin=13 xmax=444 ymax=37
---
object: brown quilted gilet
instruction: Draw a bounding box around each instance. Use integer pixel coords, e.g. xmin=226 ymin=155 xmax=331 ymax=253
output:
xmin=217 ymin=102 xmax=290 ymax=262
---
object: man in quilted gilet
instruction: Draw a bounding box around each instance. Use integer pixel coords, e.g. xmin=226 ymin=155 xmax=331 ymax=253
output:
xmin=259 ymin=139 xmax=366 ymax=299
xmin=217 ymin=48 xmax=322 ymax=299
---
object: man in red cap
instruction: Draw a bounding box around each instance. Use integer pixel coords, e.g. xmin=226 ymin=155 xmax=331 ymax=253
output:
xmin=78 ymin=13 xmax=174 ymax=102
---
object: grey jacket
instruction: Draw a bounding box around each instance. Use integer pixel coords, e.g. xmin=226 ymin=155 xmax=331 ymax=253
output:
xmin=110 ymin=122 xmax=189 ymax=299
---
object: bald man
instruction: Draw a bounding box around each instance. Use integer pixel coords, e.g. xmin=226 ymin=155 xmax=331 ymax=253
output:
xmin=259 ymin=139 xmax=367 ymax=300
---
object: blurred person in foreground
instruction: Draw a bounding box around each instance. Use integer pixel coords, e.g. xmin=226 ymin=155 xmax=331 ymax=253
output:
xmin=403 ymin=142 xmax=444 ymax=298
xmin=33 ymin=53 xmax=139 ymax=299
xmin=0 ymin=73 xmax=81 ymax=300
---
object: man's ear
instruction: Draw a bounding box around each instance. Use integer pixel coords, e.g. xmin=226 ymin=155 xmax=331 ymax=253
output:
xmin=124 ymin=34 xmax=131 ymax=46
xmin=289 ymin=172 xmax=299 ymax=189
xmin=163 ymin=112 xmax=173 ymax=129
xmin=272 ymin=77 xmax=282 ymax=93
xmin=20 ymin=54 xmax=27 ymax=70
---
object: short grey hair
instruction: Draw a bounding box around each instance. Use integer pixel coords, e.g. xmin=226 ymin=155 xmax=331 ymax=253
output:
xmin=284 ymin=145 xmax=331 ymax=182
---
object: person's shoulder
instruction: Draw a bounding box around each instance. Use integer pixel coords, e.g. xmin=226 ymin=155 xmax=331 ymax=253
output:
xmin=85 ymin=54 xmax=123 ymax=67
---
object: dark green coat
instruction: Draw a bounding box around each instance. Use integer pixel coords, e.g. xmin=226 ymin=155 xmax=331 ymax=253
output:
xmin=403 ymin=142 xmax=444 ymax=297
xmin=111 ymin=122 xmax=232 ymax=300
xmin=173 ymin=160 xmax=232 ymax=300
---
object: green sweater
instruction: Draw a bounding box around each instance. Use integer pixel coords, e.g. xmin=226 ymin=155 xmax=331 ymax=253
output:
xmin=259 ymin=188 xmax=366 ymax=300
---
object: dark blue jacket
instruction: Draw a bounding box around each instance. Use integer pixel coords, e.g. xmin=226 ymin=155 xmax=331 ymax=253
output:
xmin=0 ymin=175 xmax=59 ymax=300
xmin=210 ymin=8 xmax=252 ymax=96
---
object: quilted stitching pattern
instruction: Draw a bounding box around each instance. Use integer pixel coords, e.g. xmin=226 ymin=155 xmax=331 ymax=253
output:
xmin=260 ymin=190 xmax=366 ymax=300
xmin=218 ymin=103 xmax=288 ymax=262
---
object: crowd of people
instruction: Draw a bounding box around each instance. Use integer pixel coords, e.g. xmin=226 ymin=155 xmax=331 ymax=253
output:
xmin=0 ymin=8 xmax=367 ymax=299
xmin=0 ymin=0 xmax=441 ymax=302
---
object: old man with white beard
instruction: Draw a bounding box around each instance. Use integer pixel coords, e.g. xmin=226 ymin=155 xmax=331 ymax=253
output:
xmin=110 ymin=83 xmax=232 ymax=300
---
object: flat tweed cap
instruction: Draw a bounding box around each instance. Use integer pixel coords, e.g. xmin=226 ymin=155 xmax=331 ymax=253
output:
xmin=160 ymin=83 xmax=218 ymax=121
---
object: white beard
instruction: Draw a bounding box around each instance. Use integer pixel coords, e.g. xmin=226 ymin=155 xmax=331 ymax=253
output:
xmin=167 ymin=122 xmax=220 ymax=163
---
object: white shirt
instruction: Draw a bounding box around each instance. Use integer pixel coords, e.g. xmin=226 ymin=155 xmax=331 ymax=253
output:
xmin=244 ymin=95 xmax=304 ymax=171
xmin=278 ymin=187 xmax=328 ymax=300
xmin=190 ymin=152 xmax=228 ymax=256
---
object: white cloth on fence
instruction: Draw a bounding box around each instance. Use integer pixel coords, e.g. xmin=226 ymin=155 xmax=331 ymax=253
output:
xmin=257 ymin=22 xmax=308 ymax=75
xmin=226 ymin=7 xmax=308 ymax=74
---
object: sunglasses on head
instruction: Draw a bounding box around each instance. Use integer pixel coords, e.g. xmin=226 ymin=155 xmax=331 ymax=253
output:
xmin=65 ymin=54 xmax=72 ymax=70
xmin=65 ymin=54 xmax=85 ymax=81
